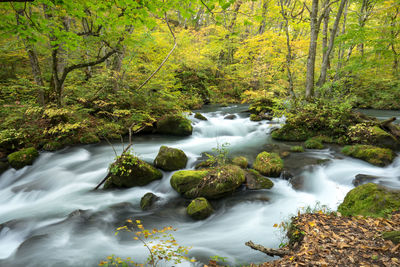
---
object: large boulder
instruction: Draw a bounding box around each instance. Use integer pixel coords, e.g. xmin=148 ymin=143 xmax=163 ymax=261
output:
xmin=338 ymin=183 xmax=400 ymax=217
xmin=253 ymin=152 xmax=283 ymax=177
xmin=154 ymin=146 xmax=188 ymax=171
xmin=347 ymin=123 xmax=400 ymax=149
xmin=7 ymin=147 xmax=39 ymax=169
xmin=245 ymin=169 xmax=274 ymax=190
xmin=187 ymin=197 xmax=214 ymax=220
xmin=140 ymin=192 xmax=160 ymax=210
xmin=156 ymin=114 xmax=192 ymax=136
xmin=103 ymin=153 xmax=162 ymax=189
xmin=170 ymin=165 xmax=245 ymax=199
xmin=341 ymin=145 xmax=395 ymax=167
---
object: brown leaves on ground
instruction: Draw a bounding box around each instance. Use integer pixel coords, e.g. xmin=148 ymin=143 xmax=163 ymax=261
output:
xmin=260 ymin=211 xmax=400 ymax=267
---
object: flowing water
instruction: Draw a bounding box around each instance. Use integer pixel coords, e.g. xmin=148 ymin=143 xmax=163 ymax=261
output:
xmin=0 ymin=105 xmax=399 ymax=267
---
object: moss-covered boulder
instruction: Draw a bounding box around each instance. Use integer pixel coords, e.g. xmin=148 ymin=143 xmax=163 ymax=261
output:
xmin=140 ymin=192 xmax=160 ymax=211
xmin=170 ymin=165 xmax=245 ymax=199
xmin=305 ymin=137 xmax=324 ymax=149
xmin=154 ymin=146 xmax=188 ymax=171
xmin=232 ymin=156 xmax=248 ymax=168
xmin=245 ymin=169 xmax=274 ymax=190
xmin=347 ymin=123 xmax=399 ymax=149
xmin=187 ymin=197 xmax=214 ymax=220
xmin=104 ymin=153 xmax=163 ymax=189
xmin=290 ymin=146 xmax=304 ymax=152
xmin=43 ymin=141 xmax=63 ymax=151
xmin=7 ymin=147 xmax=39 ymax=169
xmin=156 ymin=114 xmax=192 ymax=136
xmin=79 ymin=133 xmax=100 ymax=144
xmin=253 ymin=152 xmax=283 ymax=177
xmin=382 ymin=231 xmax=400 ymax=244
xmin=337 ymin=183 xmax=400 ymax=217
xmin=271 ymin=124 xmax=312 ymax=141
xmin=341 ymin=145 xmax=395 ymax=166
xmin=194 ymin=113 xmax=207 ymax=121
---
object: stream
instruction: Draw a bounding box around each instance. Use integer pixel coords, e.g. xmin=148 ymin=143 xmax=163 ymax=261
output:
xmin=0 ymin=105 xmax=399 ymax=267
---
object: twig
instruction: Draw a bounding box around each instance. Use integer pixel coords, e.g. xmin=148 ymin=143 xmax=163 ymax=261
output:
xmin=245 ymin=241 xmax=290 ymax=257
xmin=136 ymin=12 xmax=176 ymax=91
xmin=103 ymin=136 xmax=118 ymax=157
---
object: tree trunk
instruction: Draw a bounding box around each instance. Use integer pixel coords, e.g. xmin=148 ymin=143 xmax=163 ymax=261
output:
xmin=317 ymin=0 xmax=347 ymax=87
xmin=258 ymin=0 xmax=268 ymax=34
xmin=305 ymin=0 xmax=319 ymax=98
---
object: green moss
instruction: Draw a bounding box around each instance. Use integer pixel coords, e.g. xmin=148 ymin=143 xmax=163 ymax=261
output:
xmin=194 ymin=113 xmax=207 ymax=120
xmin=232 ymin=156 xmax=248 ymax=168
xmin=170 ymin=165 xmax=245 ymax=199
xmin=382 ymin=231 xmax=400 ymax=244
xmin=271 ymin=125 xmax=312 ymax=141
xmin=43 ymin=141 xmax=63 ymax=151
xmin=341 ymin=145 xmax=395 ymax=166
xmin=290 ymin=146 xmax=304 ymax=152
xmin=195 ymin=159 xmax=215 ymax=169
xmin=79 ymin=133 xmax=100 ymax=144
xmin=156 ymin=114 xmax=193 ymax=136
xmin=7 ymin=147 xmax=39 ymax=169
xmin=245 ymin=169 xmax=274 ymax=190
xmin=187 ymin=197 xmax=214 ymax=220
xmin=305 ymin=137 xmax=324 ymax=149
xmin=154 ymin=146 xmax=188 ymax=171
xmin=347 ymin=123 xmax=399 ymax=149
xmin=253 ymin=152 xmax=283 ymax=177
xmin=250 ymin=114 xmax=262 ymax=121
xmin=338 ymin=183 xmax=400 ymax=218
xmin=106 ymin=153 xmax=163 ymax=188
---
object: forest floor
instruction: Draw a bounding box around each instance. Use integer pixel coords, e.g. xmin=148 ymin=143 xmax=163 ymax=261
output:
xmin=208 ymin=211 xmax=400 ymax=267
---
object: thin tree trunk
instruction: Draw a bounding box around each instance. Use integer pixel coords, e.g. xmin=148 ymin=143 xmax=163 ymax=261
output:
xmin=317 ymin=0 xmax=347 ymax=87
xmin=305 ymin=0 xmax=319 ymax=98
xmin=258 ymin=0 xmax=268 ymax=34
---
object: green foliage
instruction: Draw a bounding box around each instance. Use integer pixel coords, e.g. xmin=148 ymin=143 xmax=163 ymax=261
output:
xmin=205 ymin=142 xmax=230 ymax=167
xmin=290 ymin=146 xmax=304 ymax=152
xmin=100 ymin=219 xmax=194 ymax=267
xmin=304 ymin=137 xmax=324 ymax=149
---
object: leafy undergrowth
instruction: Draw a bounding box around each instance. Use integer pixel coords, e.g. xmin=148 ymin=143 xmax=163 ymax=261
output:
xmin=260 ymin=211 xmax=400 ymax=267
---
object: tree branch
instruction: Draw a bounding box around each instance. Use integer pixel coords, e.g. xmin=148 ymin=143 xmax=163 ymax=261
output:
xmin=245 ymin=241 xmax=290 ymax=257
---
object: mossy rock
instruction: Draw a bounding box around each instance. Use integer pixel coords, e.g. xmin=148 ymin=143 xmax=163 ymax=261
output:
xmin=194 ymin=113 xmax=207 ymax=121
xmin=154 ymin=146 xmax=188 ymax=171
xmin=187 ymin=197 xmax=214 ymax=220
xmin=382 ymin=231 xmax=400 ymax=244
xmin=341 ymin=145 xmax=395 ymax=166
xmin=170 ymin=165 xmax=245 ymax=199
xmin=7 ymin=147 xmax=39 ymax=169
xmin=245 ymin=169 xmax=274 ymax=190
xmin=195 ymin=159 xmax=215 ymax=169
xmin=305 ymin=137 xmax=324 ymax=149
xmin=104 ymin=153 xmax=163 ymax=189
xmin=290 ymin=146 xmax=304 ymax=152
xmin=140 ymin=192 xmax=160 ymax=211
xmin=250 ymin=114 xmax=262 ymax=121
xmin=253 ymin=152 xmax=283 ymax=177
xmin=156 ymin=114 xmax=193 ymax=136
xmin=337 ymin=183 xmax=400 ymax=218
xmin=347 ymin=124 xmax=399 ymax=149
xmin=232 ymin=156 xmax=248 ymax=168
xmin=271 ymin=125 xmax=312 ymax=141
xmin=79 ymin=134 xmax=100 ymax=144
xmin=43 ymin=141 xmax=63 ymax=151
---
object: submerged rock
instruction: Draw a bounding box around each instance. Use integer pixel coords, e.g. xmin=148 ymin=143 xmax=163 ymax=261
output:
xmin=170 ymin=165 xmax=245 ymax=199
xmin=104 ymin=153 xmax=162 ymax=189
xmin=352 ymin=174 xmax=380 ymax=186
xmin=224 ymin=114 xmax=237 ymax=120
xmin=232 ymin=156 xmax=248 ymax=168
xmin=154 ymin=146 xmax=188 ymax=171
xmin=156 ymin=114 xmax=192 ymax=136
xmin=341 ymin=145 xmax=395 ymax=166
xmin=140 ymin=192 xmax=160 ymax=210
xmin=253 ymin=151 xmax=283 ymax=177
xmin=194 ymin=113 xmax=207 ymax=121
xmin=7 ymin=147 xmax=39 ymax=169
xmin=187 ymin=197 xmax=214 ymax=220
xmin=338 ymin=183 xmax=400 ymax=217
xmin=245 ymin=169 xmax=274 ymax=190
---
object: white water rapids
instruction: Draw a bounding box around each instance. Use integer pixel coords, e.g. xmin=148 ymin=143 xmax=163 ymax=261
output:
xmin=0 ymin=105 xmax=399 ymax=267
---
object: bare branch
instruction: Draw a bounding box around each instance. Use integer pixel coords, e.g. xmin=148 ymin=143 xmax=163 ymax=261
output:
xmin=245 ymin=241 xmax=290 ymax=257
